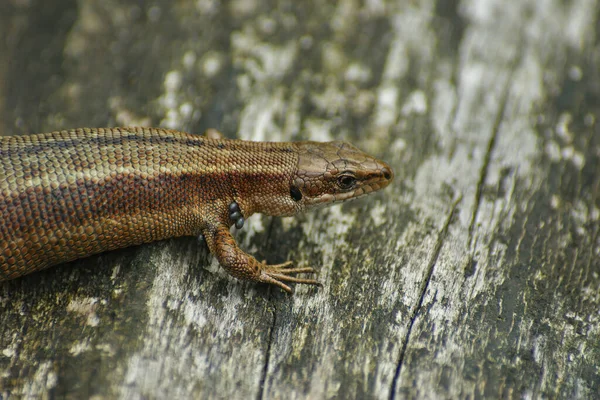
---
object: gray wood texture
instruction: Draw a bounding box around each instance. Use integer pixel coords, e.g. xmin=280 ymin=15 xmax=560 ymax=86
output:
xmin=1 ymin=0 xmax=599 ymax=398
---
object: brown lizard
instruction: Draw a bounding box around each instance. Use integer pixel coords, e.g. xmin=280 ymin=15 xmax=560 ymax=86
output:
xmin=0 ymin=127 xmax=393 ymax=292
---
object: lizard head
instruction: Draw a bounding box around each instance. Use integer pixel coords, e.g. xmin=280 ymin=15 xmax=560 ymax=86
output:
xmin=291 ymin=141 xmax=393 ymax=211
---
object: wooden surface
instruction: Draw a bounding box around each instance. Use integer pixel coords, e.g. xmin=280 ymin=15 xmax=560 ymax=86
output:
xmin=1 ymin=0 xmax=599 ymax=398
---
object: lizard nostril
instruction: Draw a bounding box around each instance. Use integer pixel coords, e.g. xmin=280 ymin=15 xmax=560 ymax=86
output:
xmin=382 ymin=167 xmax=392 ymax=180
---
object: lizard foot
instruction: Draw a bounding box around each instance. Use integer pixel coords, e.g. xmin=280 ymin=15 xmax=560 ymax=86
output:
xmin=259 ymin=261 xmax=322 ymax=293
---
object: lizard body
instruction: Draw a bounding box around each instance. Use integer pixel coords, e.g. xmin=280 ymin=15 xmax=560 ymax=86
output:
xmin=0 ymin=127 xmax=393 ymax=292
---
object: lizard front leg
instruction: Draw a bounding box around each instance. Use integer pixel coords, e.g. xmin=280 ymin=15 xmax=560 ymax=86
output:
xmin=202 ymin=223 xmax=321 ymax=293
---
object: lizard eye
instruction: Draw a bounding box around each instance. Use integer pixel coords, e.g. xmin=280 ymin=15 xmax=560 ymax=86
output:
xmin=290 ymin=185 xmax=303 ymax=201
xmin=337 ymin=174 xmax=357 ymax=190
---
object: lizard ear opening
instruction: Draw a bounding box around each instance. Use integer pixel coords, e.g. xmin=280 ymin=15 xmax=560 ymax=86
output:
xmin=290 ymin=185 xmax=303 ymax=202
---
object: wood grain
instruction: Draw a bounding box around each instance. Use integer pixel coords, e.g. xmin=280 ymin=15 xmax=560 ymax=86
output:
xmin=1 ymin=0 xmax=598 ymax=398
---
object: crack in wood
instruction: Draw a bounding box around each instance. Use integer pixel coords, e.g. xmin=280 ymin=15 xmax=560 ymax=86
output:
xmin=257 ymin=216 xmax=278 ymax=400
xmin=257 ymin=306 xmax=277 ymax=400
xmin=465 ymin=45 xmax=525 ymax=278
xmin=388 ymin=193 xmax=462 ymax=400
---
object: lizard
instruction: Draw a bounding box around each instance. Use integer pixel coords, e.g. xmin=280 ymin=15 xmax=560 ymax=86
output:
xmin=0 ymin=127 xmax=393 ymax=292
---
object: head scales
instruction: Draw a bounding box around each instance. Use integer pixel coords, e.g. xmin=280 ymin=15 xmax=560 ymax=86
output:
xmin=291 ymin=140 xmax=393 ymax=211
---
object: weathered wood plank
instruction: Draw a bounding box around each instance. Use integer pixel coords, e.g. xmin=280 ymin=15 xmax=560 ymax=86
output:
xmin=392 ymin=1 xmax=600 ymax=398
xmin=0 ymin=0 xmax=598 ymax=399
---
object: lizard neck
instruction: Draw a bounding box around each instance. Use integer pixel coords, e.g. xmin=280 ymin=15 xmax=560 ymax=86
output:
xmin=216 ymin=141 xmax=300 ymax=218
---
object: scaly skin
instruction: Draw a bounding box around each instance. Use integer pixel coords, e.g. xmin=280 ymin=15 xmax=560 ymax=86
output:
xmin=0 ymin=127 xmax=393 ymax=292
